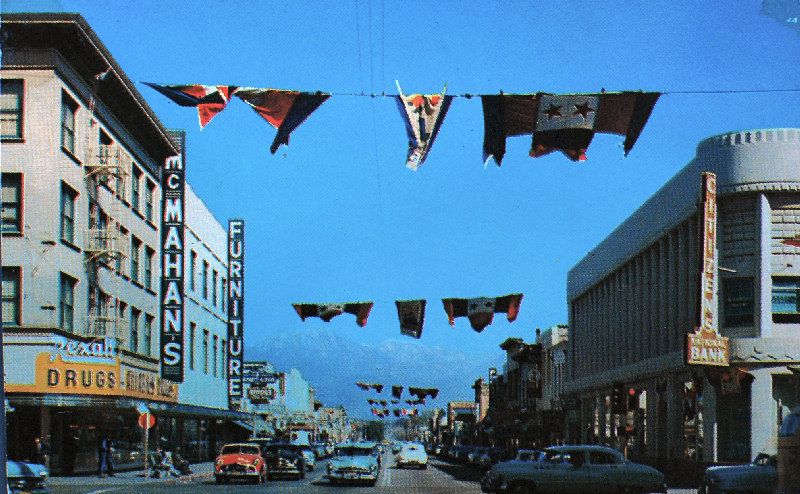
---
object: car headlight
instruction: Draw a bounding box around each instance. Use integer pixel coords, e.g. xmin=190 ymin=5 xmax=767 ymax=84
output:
xmin=216 ymin=458 xmax=224 ymax=466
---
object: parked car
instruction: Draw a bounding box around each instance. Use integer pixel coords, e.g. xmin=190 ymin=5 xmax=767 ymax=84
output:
xmin=391 ymin=441 xmax=404 ymax=454
xmin=313 ymin=444 xmax=328 ymax=460
xmin=260 ymin=443 xmax=306 ymax=481
xmin=481 ymin=445 xmax=666 ymax=494
xmin=698 ymin=453 xmax=777 ymax=494
xmin=469 ymin=447 xmax=490 ymax=466
xmin=395 ymin=443 xmax=429 ymax=469
xmin=296 ymin=444 xmax=316 ymax=471
xmin=326 ymin=442 xmax=380 ymax=486
xmin=479 ymin=448 xmax=513 ymax=469
xmin=7 ymin=460 xmax=49 ymax=494
xmin=214 ymin=443 xmax=266 ymax=484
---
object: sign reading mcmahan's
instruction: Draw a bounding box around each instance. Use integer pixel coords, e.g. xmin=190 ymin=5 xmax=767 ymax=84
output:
xmin=228 ymin=219 xmax=245 ymax=405
xmin=160 ymin=155 xmax=185 ymax=382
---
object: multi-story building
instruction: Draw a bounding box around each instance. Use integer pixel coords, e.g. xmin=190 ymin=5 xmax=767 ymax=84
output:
xmin=538 ymin=324 xmax=569 ymax=445
xmin=315 ymin=406 xmax=350 ymax=444
xmin=564 ymin=129 xmax=800 ymax=464
xmin=1 ymin=13 xmax=249 ymax=473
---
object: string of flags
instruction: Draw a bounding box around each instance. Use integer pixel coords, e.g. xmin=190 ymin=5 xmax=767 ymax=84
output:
xmin=356 ymin=382 xmax=439 ymax=400
xmin=143 ymin=82 xmax=660 ymax=167
xmin=293 ymin=293 xmax=523 ymax=336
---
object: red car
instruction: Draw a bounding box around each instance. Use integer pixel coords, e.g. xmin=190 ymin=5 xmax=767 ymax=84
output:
xmin=214 ymin=443 xmax=266 ymax=484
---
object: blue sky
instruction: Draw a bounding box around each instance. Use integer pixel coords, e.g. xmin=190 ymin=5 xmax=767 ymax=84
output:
xmin=5 ymin=0 xmax=800 ymax=406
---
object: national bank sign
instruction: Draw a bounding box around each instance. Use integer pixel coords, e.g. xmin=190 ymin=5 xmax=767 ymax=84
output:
xmin=160 ymin=154 xmax=185 ymax=382
xmin=228 ymin=219 xmax=245 ymax=406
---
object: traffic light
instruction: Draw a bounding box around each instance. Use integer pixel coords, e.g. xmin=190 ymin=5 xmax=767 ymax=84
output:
xmin=626 ymin=388 xmax=640 ymax=410
xmin=611 ymin=383 xmax=626 ymax=414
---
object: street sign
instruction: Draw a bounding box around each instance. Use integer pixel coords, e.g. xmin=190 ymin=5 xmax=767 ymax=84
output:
xmin=138 ymin=412 xmax=156 ymax=429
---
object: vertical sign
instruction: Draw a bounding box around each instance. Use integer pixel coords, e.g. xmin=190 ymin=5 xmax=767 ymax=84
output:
xmin=160 ymin=155 xmax=185 ymax=381
xmin=686 ymin=172 xmax=729 ymax=366
xmin=228 ymin=219 xmax=245 ymax=407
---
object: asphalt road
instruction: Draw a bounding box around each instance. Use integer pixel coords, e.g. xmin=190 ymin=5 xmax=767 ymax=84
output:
xmin=51 ymin=454 xmax=698 ymax=494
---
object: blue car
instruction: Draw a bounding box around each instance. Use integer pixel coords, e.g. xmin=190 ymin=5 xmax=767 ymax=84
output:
xmin=7 ymin=460 xmax=49 ymax=494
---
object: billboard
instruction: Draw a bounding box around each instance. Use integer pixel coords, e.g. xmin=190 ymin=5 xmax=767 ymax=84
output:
xmin=160 ymin=154 xmax=185 ymax=381
xmin=686 ymin=172 xmax=729 ymax=366
xmin=228 ymin=219 xmax=245 ymax=406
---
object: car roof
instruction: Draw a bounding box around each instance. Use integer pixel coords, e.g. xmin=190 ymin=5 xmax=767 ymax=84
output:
xmin=545 ymin=445 xmax=623 ymax=455
xmin=337 ymin=442 xmax=376 ymax=448
xmin=222 ymin=443 xmax=260 ymax=448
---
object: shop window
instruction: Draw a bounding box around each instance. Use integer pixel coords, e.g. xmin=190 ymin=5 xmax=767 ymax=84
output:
xmin=59 ymin=273 xmax=76 ymax=331
xmin=60 ymin=183 xmax=77 ymax=245
xmin=1 ymin=79 xmax=23 ymax=139
xmin=722 ymin=277 xmax=754 ymax=327
xmin=221 ymin=277 xmax=227 ymax=311
xmin=60 ymin=92 xmax=78 ymax=155
xmin=772 ymin=277 xmax=800 ymax=323
xmin=2 ymin=266 xmax=21 ymax=325
xmin=2 ymin=173 xmax=22 ymax=234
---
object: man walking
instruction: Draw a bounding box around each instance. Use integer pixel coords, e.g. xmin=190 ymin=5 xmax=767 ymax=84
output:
xmin=97 ymin=433 xmax=114 ymax=477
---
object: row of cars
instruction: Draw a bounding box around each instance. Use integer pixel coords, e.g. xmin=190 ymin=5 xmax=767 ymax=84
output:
xmin=213 ymin=440 xmax=383 ymax=486
xmin=433 ymin=442 xmax=779 ymax=494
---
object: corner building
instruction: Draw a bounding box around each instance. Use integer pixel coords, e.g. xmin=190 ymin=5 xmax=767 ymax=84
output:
xmin=565 ymin=129 xmax=800 ymax=464
xmin=1 ymin=13 xmax=248 ymax=474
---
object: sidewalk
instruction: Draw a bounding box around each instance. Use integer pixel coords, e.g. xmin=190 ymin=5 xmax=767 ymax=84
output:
xmin=48 ymin=462 xmax=213 ymax=487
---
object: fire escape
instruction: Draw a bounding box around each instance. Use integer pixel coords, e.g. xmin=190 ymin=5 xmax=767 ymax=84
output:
xmin=83 ymin=121 xmax=130 ymax=346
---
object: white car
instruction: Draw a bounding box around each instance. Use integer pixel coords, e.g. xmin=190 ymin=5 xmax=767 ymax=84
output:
xmin=396 ymin=443 xmax=428 ymax=469
xmin=298 ymin=445 xmax=316 ymax=471
xmin=327 ymin=442 xmax=380 ymax=486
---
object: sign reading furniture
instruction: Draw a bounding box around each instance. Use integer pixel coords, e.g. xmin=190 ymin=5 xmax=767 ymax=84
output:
xmin=686 ymin=172 xmax=729 ymax=366
xmin=228 ymin=219 xmax=245 ymax=407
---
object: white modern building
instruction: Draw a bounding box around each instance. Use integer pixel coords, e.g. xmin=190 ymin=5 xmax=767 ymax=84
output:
xmin=1 ymin=13 xmax=249 ymax=473
xmin=565 ymin=129 xmax=800 ymax=464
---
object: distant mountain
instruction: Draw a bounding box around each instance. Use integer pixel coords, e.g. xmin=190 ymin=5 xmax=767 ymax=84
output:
xmin=248 ymin=327 xmax=503 ymax=418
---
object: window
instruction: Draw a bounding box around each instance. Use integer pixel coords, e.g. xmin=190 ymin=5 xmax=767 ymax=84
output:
xmin=117 ymin=300 xmax=127 ymax=342
xmin=202 ymin=260 xmax=209 ymax=299
xmin=131 ymin=167 xmax=142 ymax=211
xmin=221 ymin=338 xmax=227 ymax=378
xmin=59 ymin=273 xmax=76 ymax=331
xmin=130 ymin=307 xmax=140 ymax=353
xmin=190 ymin=251 xmax=197 ymax=291
xmin=130 ymin=236 xmax=141 ymax=283
xmin=115 ymin=225 xmax=127 ymax=274
xmin=773 ymin=277 xmax=800 ymax=323
xmin=144 ymin=314 xmax=153 ymax=357
xmin=723 ymin=278 xmax=754 ymax=327
xmin=1 ymin=79 xmax=23 ymax=139
xmin=212 ymin=269 xmax=218 ymax=307
xmin=116 ymin=150 xmax=128 ymax=201
xmin=221 ymin=277 xmax=227 ymax=311
xmin=2 ymin=173 xmax=22 ymax=234
xmin=203 ymin=329 xmax=209 ymax=374
xmin=60 ymin=92 xmax=78 ymax=154
xmin=145 ymin=180 xmax=155 ymax=222
xmin=144 ymin=247 xmax=154 ymax=290
xmin=2 ymin=267 xmax=21 ymax=325
xmin=189 ymin=323 xmax=196 ymax=370
xmin=60 ymin=183 xmax=77 ymax=244
xmin=213 ymin=335 xmax=219 ymax=377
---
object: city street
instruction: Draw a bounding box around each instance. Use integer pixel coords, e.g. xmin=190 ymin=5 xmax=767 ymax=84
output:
xmin=52 ymin=454 xmax=697 ymax=494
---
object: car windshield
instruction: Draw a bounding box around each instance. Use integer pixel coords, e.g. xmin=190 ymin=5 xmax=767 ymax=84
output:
xmin=336 ymin=446 xmax=373 ymax=456
xmin=221 ymin=445 xmax=259 ymax=455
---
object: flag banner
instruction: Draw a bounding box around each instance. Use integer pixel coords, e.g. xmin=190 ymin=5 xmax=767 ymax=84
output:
xmin=371 ymin=383 xmax=384 ymax=393
xmin=393 ymin=409 xmax=401 ymax=417
xmin=234 ymin=88 xmax=329 ymax=154
xmin=391 ymin=399 xmax=400 ymax=404
xmin=356 ymin=381 xmax=370 ymax=391
xmin=442 ymin=293 xmax=524 ymax=332
xmin=482 ymin=92 xmax=659 ymax=164
xmin=379 ymin=399 xmax=387 ymax=406
xmin=292 ymin=302 xmax=374 ymax=327
xmin=392 ymin=385 xmax=404 ymax=399
xmin=395 ymin=86 xmax=454 ymax=170
xmin=395 ymin=300 xmax=426 ymax=338
xmin=143 ymin=83 xmax=237 ymax=128
xmin=367 ymin=398 xmax=376 ymax=405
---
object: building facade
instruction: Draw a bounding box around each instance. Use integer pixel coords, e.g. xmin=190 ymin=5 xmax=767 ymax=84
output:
xmin=538 ymin=324 xmax=568 ymax=445
xmin=1 ymin=13 xmax=248 ymax=473
xmin=565 ymin=129 xmax=800 ymax=463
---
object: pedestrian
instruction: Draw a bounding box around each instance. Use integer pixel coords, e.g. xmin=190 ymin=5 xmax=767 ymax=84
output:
xmin=97 ymin=433 xmax=114 ymax=477
xmin=31 ymin=436 xmax=49 ymax=465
